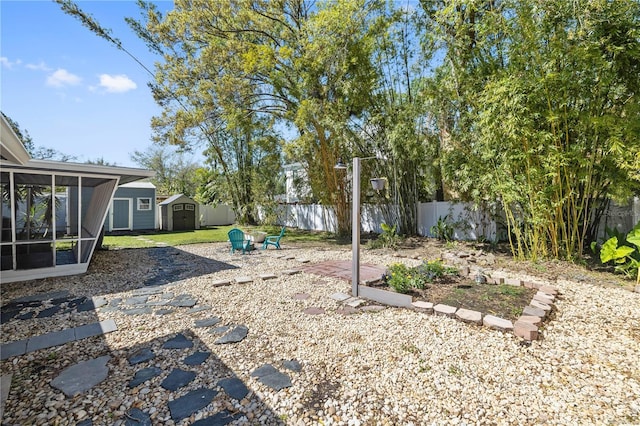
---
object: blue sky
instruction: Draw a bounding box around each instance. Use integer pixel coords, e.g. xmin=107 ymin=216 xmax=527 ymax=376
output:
xmin=0 ymin=0 xmax=189 ymax=168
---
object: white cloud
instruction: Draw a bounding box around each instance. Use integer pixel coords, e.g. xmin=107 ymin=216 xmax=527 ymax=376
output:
xmin=26 ymin=61 xmax=52 ymax=71
xmin=97 ymin=74 xmax=137 ymax=93
xmin=46 ymin=68 xmax=82 ymax=87
xmin=1 ymin=56 xmax=22 ymax=69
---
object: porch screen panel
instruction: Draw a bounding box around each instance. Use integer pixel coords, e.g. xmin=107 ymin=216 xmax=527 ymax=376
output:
xmin=80 ymin=178 xmax=117 ymax=263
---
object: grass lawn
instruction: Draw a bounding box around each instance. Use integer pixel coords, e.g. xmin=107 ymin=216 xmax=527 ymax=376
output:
xmin=101 ymin=225 xmax=337 ymax=249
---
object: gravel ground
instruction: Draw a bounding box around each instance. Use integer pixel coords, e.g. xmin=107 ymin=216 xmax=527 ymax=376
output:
xmin=1 ymin=242 xmax=639 ymax=425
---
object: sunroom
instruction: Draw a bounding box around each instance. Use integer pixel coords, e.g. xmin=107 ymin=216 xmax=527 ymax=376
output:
xmin=1 ymin=115 xmax=153 ymax=283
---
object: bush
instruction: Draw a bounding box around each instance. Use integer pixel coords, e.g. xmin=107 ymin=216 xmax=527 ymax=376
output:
xmin=591 ymin=221 xmax=640 ymax=283
xmin=368 ymin=223 xmax=402 ymax=249
xmin=430 ymin=215 xmax=454 ymax=241
xmin=385 ymin=260 xmax=458 ymax=293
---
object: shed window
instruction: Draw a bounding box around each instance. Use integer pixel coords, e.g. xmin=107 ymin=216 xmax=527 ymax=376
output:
xmin=185 ymin=204 xmax=195 ymax=211
xmin=137 ymin=198 xmax=152 ymax=211
xmin=173 ymin=204 xmax=183 ymax=211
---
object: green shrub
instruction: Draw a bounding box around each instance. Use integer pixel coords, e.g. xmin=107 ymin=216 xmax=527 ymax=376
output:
xmin=591 ymin=221 xmax=640 ymax=283
xmin=430 ymin=215 xmax=454 ymax=241
xmin=368 ymin=223 xmax=402 ymax=249
xmin=385 ymin=260 xmax=458 ymax=293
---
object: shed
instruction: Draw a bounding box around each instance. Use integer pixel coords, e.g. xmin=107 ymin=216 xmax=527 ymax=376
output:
xmin=159 ymin=194 xmax=199 ymax=231
xmin=105 ymin=182 xmax=157 ymax=232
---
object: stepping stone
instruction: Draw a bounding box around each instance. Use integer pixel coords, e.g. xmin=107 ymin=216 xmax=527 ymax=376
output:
xmin=124 ymin=296 xmax=149 ymax=305
xmin=292 ymin=293 xmax=310 ymax=300
xmin=145 ymin=300 xmax=169 ymax=307
xmin=250 ymin=364 xmax=292 ymax=391
xmin=194 ymin=317 xmax=221 ymax=328
xmin=17 ymin=290 xmax=69 ymax=303
xmin=0 ymin=340 xmax=27 ymax=360
xmin=128 ymin=367 xmax=162 ymax=388
xmin=297 ymin=259 xmax=310 ymax=263
xmin=282 ymin=359 xmax=302 ymax=372
xmin=211 ymin=280 xmax=231 ymax=287
xmin=109 ymin=298 xmax=122 ymax=307
xmin=215 ymin=326 xmax=248 ymax=344
xmin=155 ymin=309 xmax=174 ymax=316
xmin=359 ymin=305 xmax=386 ymax=312
xmin=132 ymin=287 xmax=163 ymax=296
xmin=303 ymin=307 xmax=325 ymax=315
xmin=74 ymin=319 xmax=118 ymax=340
xmin=281 ymin=269 xmax=301 ymax=276
xmin=16 ymin=311 xmax=35 ymax=320
xmin=161 ymin=292 xmax=175 ymax=299
xmin=168 ymin=388 xmax=217 ymax=422
xmin=259 ymin=274 xmax=278 ymax=280
xmin=27 ymin=328 xmax=75 ymax=352
xmin=168 ymin=296 xmax=198 ymax=308
xmin=209 ymin=326 xmax=230 ymax=334
xmin=218 ymin=377 xmax=249 ymax=400
xmin=192 ymin=410 xmax=241 ymax=426
xmin=184 ymin=351 xmax=211 ymax=366
xmin=1 ymin=309 xmax=21 ymax=324
xmin=65 ymin=297 xmax=87 ymax=308
xmin=330 ymin=293 xmax=351 ymax=302
xmin=124 ymin=408 xmax=152 ymax=426
xmin=91 ymin=297 xmax=108 ymax=309
xmin=36 ymin=305 xmax=61 ymax=318
xmin=188 ymin=306 xmax=210 ymax=314
xmin=163 ymin=333 xmax=194 ymax=349
xmin=121 ymin=307 xmax=152 ymax=316
xmin=235 ymin=276 xmax=253 ymax=284
xmin=76 ymin=420 xmax=92 ymax=426
xmin=336 ymin=306 xmax=358 ymax=315
xmin=455 ymin=308 xmax=483 ymax=325
xmin=161 ymin=368 xmax=197 ymax=391
xmin=345 ymin=298 xmax=366 ymax=308
xmin=128 ymin=348 xmax=155 ymax=365
xmin=51 ymin=355 xmax=110 ymax=397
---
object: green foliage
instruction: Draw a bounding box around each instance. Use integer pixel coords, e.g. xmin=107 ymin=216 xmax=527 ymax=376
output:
xmin=368 ymin=223 xmax=402 ymax=249
xmin=596 ymin=222 xmax=640 ymax=283
xmin=430 ymin=215 xmax=454 ymax=241
xmin=385 ymin=259 xmax=458 ymax=293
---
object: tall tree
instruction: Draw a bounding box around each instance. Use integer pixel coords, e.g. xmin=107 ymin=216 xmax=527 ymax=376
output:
xmin=130 ymin=145 xmax=201 ymax=197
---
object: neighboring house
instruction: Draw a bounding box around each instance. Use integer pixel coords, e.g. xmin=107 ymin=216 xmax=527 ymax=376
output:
xmin=283 ymin=162 xmax=311 ymax=203
xmin=158 ymin=194 xmax=199 ymax=231
xmin=0 ymin=114 xmax=153 ymax=283
xmin=105 ymin=182 xmax=157 ymax=232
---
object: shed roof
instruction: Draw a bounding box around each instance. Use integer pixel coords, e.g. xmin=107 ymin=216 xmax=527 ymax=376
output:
xmin=159 ymin=193 xmax=196 ymax=205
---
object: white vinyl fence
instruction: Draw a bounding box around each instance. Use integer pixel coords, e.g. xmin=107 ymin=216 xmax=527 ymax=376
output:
xmin=258 ymin=201 xmax=499 ymax=241
xmin=258 ymin=197 xmax=640 ymax=242
xmin=198 ymin=204 xmax=236 ymax=227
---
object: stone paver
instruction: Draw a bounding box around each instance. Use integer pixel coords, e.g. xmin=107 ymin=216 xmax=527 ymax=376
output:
xmin=26 ymin=329 xmax=75 ymax=352
xmin=359 ymin=305 xmax=386 ymax=312
xmin=0 ymin=340 xmax=27 ymax=360
xmin=514 ymin=320 xmax=539 ymax=341
xmin=336 ymin=306 xmax=358 ymax=315
xmin=329 ymin=293 xmax=351 ymax=302
xmin=282 ymin=359 xmax=302 ymax=372
xmin=483 ymin=315 xmax=514 ymax=332
xmin=121 ymin=307 xmax=153 ymax=315
xmin=530 ymin=300 xmax=552 ymax=312
xmin=161 ymin=368 xmax=196 ymax=391
xmin=345 ymin=298 xmax=366 ymax=308
xmin=211 ymin=279 xmax=231 ymax=287
xmin=235 ymin=276 xmax=253 ymax=284
xmin=433 ymin=304 xmax=457 ymax=317
xmin=128 ymin=367 xmax=162 ymax=388
xmin=124 ymin=408 xmax=152 ymax=426
xmin=128 ymin=348 xmax=155 ymax=365
xmin=523 ymin=305 xmax=546 ymax=319
xmin=74 ymin=320 xmax=117 ymax=340
xmin=218 ymin=377 xmax=249 ymax=400
xmin=259 ymin=274 xmax=278 ymax=280
xmin=281 ymin=269 xmax=302 ymax=276
xmin=192 ymin=410 xmax=241 ymax=426
xmin=455 ymin=308 xmax=483 ymax=325
xmin=50 ymin=356 xmax=110 ymax=397
xmin=184 ymin=351 xmax=210 ymax=366
xmin=303 ymin=307 xmax=325 ymax=315
xmin=411 ymin=301 xmax=434 ymax=313
xmin=215 ymin=325 xmax=248 ymax=344
xmin=194 ymin=317 xmax=221 ymax=328
xmin=517 ymin=315 xmax=542 ymax=326
xmin=163 ymin=334 xmax=194 ymax=349
xmin=168 ymin=388 xmax=217 ymax=422
xmin=1 ymin=373 xmax=11 ymax=421
xmin=251 ymin=364 xmax=292 ymax=391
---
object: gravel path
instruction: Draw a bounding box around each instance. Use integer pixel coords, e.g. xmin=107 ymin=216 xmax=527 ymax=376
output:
xmin=1 ymin=243 xmax=639 ymax=425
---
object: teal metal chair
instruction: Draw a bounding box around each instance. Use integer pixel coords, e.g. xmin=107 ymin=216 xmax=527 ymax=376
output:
xmin=228 ymin=228 xmax=253 ymax=254
xmin=262 ymin=227 xmax=285 ymax=250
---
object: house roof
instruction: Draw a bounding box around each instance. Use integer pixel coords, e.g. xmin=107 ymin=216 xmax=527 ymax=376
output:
xmin=0 ymin=114 xmax=30 ymax=164
xmin=119 ymin=181 xmax=156 ymax=189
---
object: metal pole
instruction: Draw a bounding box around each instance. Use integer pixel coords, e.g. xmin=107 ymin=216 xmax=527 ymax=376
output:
xmin=352 ymin=157 xmax=361 ymax=297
